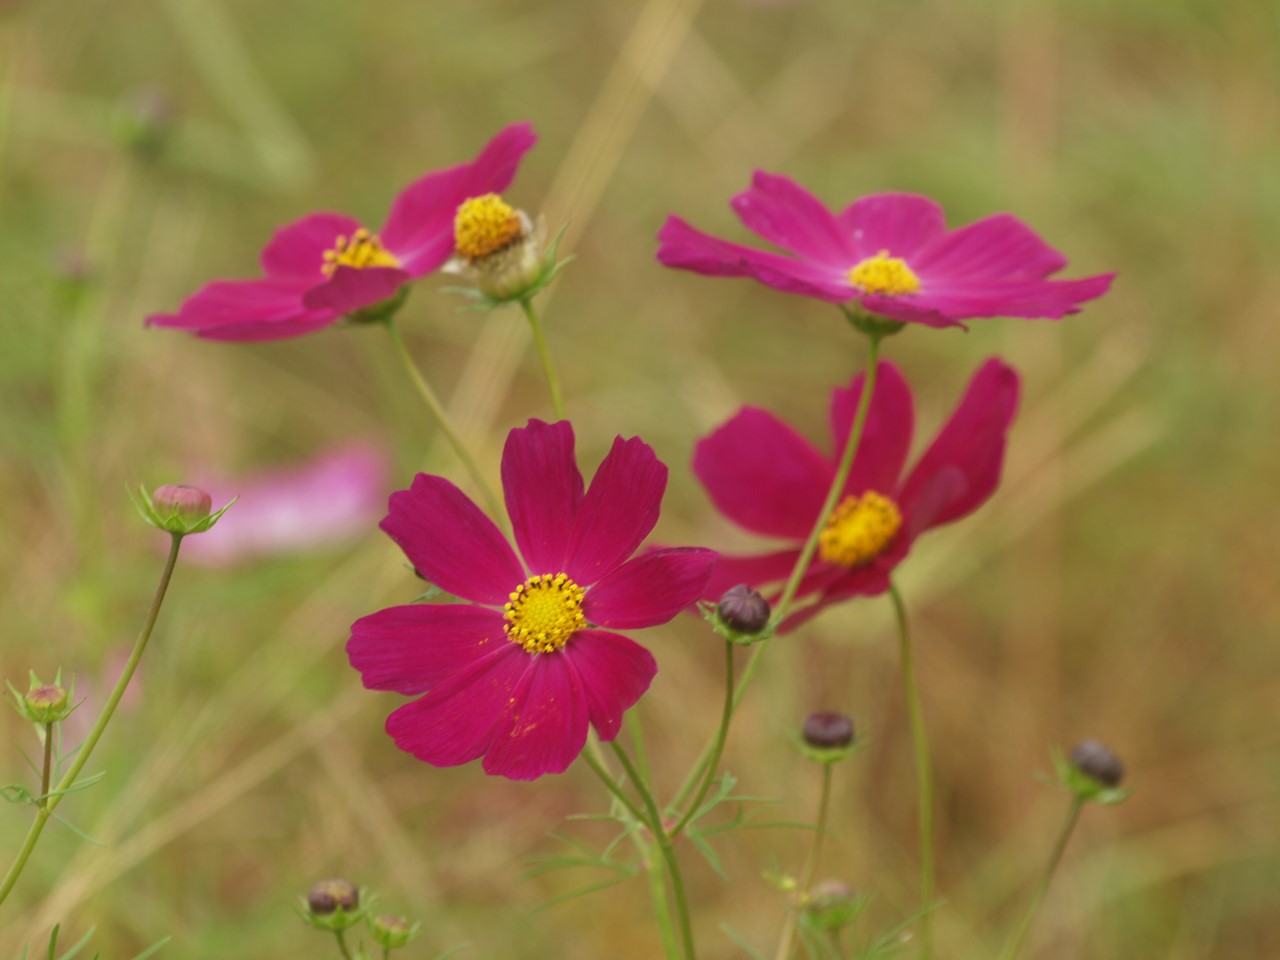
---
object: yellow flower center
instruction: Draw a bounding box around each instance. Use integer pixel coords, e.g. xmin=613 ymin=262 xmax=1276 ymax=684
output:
xmin=847 ymin=251 xmax=920 ymax=296
xmin=817 ymin=491 xmax=903 ymax=567
xmin=455 ymin=193 xmax=524 ymax=261
xmin=503 ymin=573 xmax=587 ymax=654
xmin=321 ymin=228 xmax=401 ymax=276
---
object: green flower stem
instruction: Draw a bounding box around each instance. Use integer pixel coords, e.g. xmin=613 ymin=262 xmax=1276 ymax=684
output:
xmin=611 ymin=742 xmax=697 ymax=960
xmin=670 ymin=641 xmax=735 ymax=838
xmin=773 ymin=762 xmax=835 ymax=960
xmin=889 ymin=580 xmax=935 ymax=960
xmin=670 ymin=333 xmax=883 ymax=812
xmin=997 ymin=796 xmax=1084 ymax=960
xmin=334 ymin=929 xmax=355 ymax=960
xmin=382 ymin=318 xmax=505 ymax=524
xmin=583 ymin=748 xmax=680 ymax=960
xmin=0 ymin=533 xmax=184 ymax=909
xmin=519 ymin=297 xmax=565 ymax=420
xmin=38 ymin=724 xmax=53 ymax=809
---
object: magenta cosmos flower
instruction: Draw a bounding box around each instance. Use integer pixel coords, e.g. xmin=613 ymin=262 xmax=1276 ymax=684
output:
xmin=347 ymin=420 xmax=716 ymax=781
xmin=146 ymin=123 xmax=537 ymax=341
xmin=657 ymin=173 xmax=1113 ymax=328
xmin=694 ymin=359 xmax=1019 ymax=626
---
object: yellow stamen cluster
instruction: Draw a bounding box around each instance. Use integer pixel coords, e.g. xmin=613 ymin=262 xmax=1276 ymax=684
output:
xmin=817 ymin=491 xmax=903 ymax=568
xmin=848 ymin=251 xmax=921 ymax=296
xmin=503 ymin=573 xmax=586 ymax=654
xmin=454 ymin=193 xmax=524 ymax=261
xmin=321 ymin=228 xmax=401 ymax=276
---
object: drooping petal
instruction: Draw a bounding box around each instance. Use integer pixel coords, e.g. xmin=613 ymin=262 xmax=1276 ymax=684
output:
xmin=260 ymin=212 xmax=363 ymax=279
xmin=347 ymin=604 xmax=507 ymax=695
xmin=829 ymin=362 xmax=915 ymax=498
xmin=694 ymin=407 xmax=832 ymax=540
xmin=657 ymin=217 xmax=852 ymax=302
xmin=564 ymin=436 xmax=667 ymax=587
xmin=898 ymin=358 xmax=1020 ymax=531
xmin=300 ymin=265 xmax=411 ymax=314
xmin=584 ymin=547 xmax=716 ymax=629
xmin=565 ymin=629 xmax=657 ymax=742
xmin=381 ymin=122 xmax=538 ymax=274
xmin=838 ymin=193 xmax=947 ymax=260
xmin=381 ymin=473 xmax=524 ymax=605
xmin=730 ymin=172 xmax=854 ymax=265
xmin=902 ymin=275 xmax=1116 ymax=321
xmin=483 ymin=651 xmax=590 ymax=780
xmin=502 ymin=420 xmax=584 ymax=574
xmin=779 ymin=564 xmax=893 ymax=632
xmin=913 ymin=213 xmax=1068 ymax=281
xmin=385 ymin=644 xmax=527 ymax=769
xmin=145 ymin=277 xmax=336 ymax=342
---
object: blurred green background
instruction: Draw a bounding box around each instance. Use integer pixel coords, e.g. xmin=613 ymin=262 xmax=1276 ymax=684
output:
xmin=1 ymin=0 xmax=1277 ymax=956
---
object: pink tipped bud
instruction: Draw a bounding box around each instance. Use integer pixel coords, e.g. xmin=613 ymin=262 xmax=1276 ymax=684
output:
xmin=802 ymin=711 xmax=855 ymax=750
xmin=153 ymin=485 xmax=212 ymax=522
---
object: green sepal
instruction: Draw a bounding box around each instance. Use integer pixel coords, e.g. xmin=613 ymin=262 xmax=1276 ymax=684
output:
xmin=131 ymin=486 xmax=236 ymax=536
xmin=840 ymin=305 xmax=907 ymax=339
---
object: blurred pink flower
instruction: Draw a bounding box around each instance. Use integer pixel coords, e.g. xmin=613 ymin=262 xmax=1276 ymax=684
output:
xmin=658 ymin=175 xmax=1113 ymax=328
xmin=179 ymin=444 xmax=390 ymax=567
xmin=147 ymin=123 xmax=537 ymax=341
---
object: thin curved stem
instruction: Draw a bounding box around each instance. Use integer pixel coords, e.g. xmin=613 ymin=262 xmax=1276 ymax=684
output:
xmin=333 ymin=929 xmax=355 ymax=960
xmin=889 ymin=581 xmax=935 ymax=960
xmin=383 ymin=318 xmax=504 ymax=523
xmin=0 ymin=533 xmax=184 ymax=909
xmin=997 ymin=796 xmax=1084 ymax=960
xmin=671 ymin=641 xmax=734 ymax=838
xmin=519 ymin=298 xmax=565 ymax=420
xmin=38 ymin=724 xmax=53 ymax=809
xmin=773 ymin=763 xmax=835 ymax=960
xmin=611 ymin=742 xmax=697 ymax=960
xmin=670 ymin=333 xmax=883 ymax=811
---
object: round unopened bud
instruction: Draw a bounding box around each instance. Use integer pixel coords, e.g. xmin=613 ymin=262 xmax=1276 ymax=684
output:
xmin=804 ymin=879 xmax=860 ymax=932
xmin=717 ymin=584 xmax=771 ymax=634
xmin=803 ymin=711 xmax=855 ymax=750
xmin=25 ymin=684 xmax=69 ymax=715
xmin=307 ymin=878 xmax=359 ymax=915
xmin=153 ymin=485 xmax=212 ymax=522
xmin=371 ymin=914 xmax=419 ymax=950
xmin=1070 ymin=740 xmax=1125 ymax=787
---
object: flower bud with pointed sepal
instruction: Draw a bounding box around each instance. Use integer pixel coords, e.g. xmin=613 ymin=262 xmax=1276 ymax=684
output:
xmin=800 ymin=880 xmax=867 ymax=934
xmin=369 ymin=914 xmax=422 ymax=951
xmin=299 ymin=879 xmax=369 ymax=933
xmin=132 ymin=484 xmax=235 ymax=536
xmin=1051 ymin=742 xmax=1129 ymax=806
xmin=443 ymin=203 xmax=573 ymax=308
xmin=8 ymin=670 xmax=76 ymax=725
xmin=701 ymin=584 xmax=776 ymax=646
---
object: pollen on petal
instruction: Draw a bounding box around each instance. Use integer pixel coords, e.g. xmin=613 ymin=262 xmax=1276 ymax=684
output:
xmin=817 ymin=491 xmax=902 ymax=567
xmin=848 ymin=251 xmax=921 ymax=296
xmin=455 ymin=193 xmax=524 ymax=261
xmin=321 ymin=228 xmax=402 ymax=276
xmin=503 ymin=573 xmax=587 ymax=653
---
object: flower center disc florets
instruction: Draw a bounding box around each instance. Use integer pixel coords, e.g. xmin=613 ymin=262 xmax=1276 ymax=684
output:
xmin=817 ymin=491 xmax=903 ymax=567
xmin=848 ymin=251 xmax=921 ymax=296
xmin=504 ymin=573 xmax=587 ymax=653
xmin=455 ymin=193 xmax=524 ymax=261
xmin=322 ymin=228 xmax=401 ymax=276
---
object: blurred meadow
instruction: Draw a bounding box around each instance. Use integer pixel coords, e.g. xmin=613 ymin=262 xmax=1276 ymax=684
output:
xmin=1 ymin=0 xmax=1278 ymax=956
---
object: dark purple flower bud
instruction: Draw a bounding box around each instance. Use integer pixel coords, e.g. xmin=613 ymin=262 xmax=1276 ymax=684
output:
xmin=1070 ymin=740 xmax=1125 ymax=787
xmin=803 ymin=711 xmax=855 ymax=750
xmin=307 ymin=878 xmax=359 ymax=915
xmin=717 ymin=584 xmax=771 ymax=634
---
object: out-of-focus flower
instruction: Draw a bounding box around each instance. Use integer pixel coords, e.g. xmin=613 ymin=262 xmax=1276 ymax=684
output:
xmin=147 ymin=123 xmax=537 ymax=341
xmin=179 ymin=444 xmax=389 ymax=567
xmin=658 ymin=175 xmax=1113 ymax=328
xmin=347 ymin=420 xmax=716 ymax=781
xmin=694 ymin=359 xmax=1019 ymax=627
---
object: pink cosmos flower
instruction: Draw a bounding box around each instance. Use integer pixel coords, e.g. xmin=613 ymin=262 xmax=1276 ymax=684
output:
xmin=178 ymin=444 xmax=390 ymax=567
xmin=694 ymin=359 xmax=1019 ymax=626
xmin=147 ymin=123 xmax=537 ymax=341
xmin=657 ymin=174 xmax=1113 ymax=328
xmin=346 ymin=420 xmax=717 ymax=781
